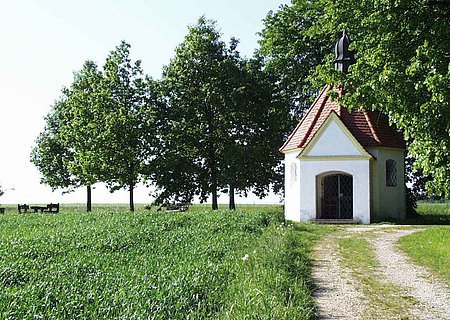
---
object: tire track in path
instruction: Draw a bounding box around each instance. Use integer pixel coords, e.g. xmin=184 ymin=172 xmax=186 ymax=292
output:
xmin=370 ymin=229 xmax=450 ymax=320
xmin=312 ymin=226 xmax=450 ymax=320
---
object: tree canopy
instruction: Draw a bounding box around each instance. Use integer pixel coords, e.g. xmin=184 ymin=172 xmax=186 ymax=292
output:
xmin=100 ymin=41 xmax=158 ymax=211
xmin=32 ymin=43 xmax=159 ymax=211
xmin=259 ymin=0 xmax=450 ymax=196
xmin=31 ymin=61 xmax=104 ymax=211
xmin=154 ymin=17 xmax=287 ymax=209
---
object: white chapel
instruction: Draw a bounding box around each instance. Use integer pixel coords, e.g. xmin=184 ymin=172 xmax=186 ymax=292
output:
xmin=280 ymin=32 xmax=406 ymax=224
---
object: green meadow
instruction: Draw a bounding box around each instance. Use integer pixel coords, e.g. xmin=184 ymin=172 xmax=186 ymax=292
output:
xmin=0 ymin=205 xmax=330 ymax=319
xmin=398 ymin=201 xmax=450 ymax=285
xmin=0 ymin=202 xmax=448 ymax=319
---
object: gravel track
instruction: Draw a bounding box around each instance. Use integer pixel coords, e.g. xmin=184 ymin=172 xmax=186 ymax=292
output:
xmin=312 ymin=226 xmax=450 ymax=320
xmin=312 ymin=234 xmax=366 ymax=319
xmin=371 ymin=229 xmax=450 ymax=320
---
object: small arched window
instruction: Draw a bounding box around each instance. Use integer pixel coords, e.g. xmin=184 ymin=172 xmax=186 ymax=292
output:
xmin=386 ymin=159 xmax=397 ymax=187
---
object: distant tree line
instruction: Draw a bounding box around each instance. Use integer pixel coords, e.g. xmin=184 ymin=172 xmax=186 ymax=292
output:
xmin=32 ymin=1 xmax=449 ymax=211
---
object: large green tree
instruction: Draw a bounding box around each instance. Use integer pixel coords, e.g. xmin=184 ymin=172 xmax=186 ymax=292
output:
xmin=156 ymin=17 xmax=288 ymax=209
xmin=100 ymin=41 xmax=158 ymax=211
xmin=259 ymin=0 xmax=450 ymax=196
xmin=156 ymin=17 xmax=234 ymax=209
xmin=31 ymin=61 xmax=104 ymax=211
xmin=31 ymin=98 xmax=85 ymax=205
xmin=258 ymin=0 xmax=333 ymax=119
xmin=221 ymin=56 xmax=288 ymax=209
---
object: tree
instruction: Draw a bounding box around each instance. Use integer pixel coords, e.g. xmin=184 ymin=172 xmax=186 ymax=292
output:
xmin=259 ymin=0 xmax=450 ymax=196
xmin=100 ymin=41 xmax=158 ymax=211
xmin=221 ymin=56 xmax=288 ymax=209
xmin=314 ymin=0 xmax=450 ymax=196
xmin=156 ymin=17 xmax=288 ymax=210
xmin=31 ymin=98 xmax=83 ymax=201
xmin=31 ymin=61 xmax=104 ymax=212
xmin=156 ymin=17 xmax=232 ymax=209
xmin=258 ymin=0 xmax=333 ymax=119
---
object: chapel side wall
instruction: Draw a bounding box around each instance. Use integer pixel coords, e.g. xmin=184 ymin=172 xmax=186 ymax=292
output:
xmin=299 ymin=159 xmax=371 ymax=224
xmin=367 ymin=148 xmax=406 ymax=221
xmin=284 ymin=151 xmax=301 ymax=222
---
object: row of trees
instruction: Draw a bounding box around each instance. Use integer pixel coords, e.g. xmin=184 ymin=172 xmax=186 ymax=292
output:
xmin=31 ymin=43 xmax=156 ymax=211
xmin=33 ymin=1 xmax=449 ymax=211
xmin=32 ymin=18 xmax=287 ymax=211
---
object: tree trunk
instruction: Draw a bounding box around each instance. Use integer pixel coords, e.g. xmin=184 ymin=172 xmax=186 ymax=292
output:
xmin=210 ymin=160 xmax=219 ymax=210
xmin=129 ymin=184 xmax=134 ymax=212
xmin=87 ymin=185 xmax=92 ymax=212
xmin=205 ymin=94 xmax=218 ymax=210
xmin=229 ymin=185 xmax=236 ymax=210
xmin=212 ymin=187 xmax=218 ymax=210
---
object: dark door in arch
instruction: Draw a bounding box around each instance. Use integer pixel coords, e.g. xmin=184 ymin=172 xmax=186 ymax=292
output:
xmin=320 ymin=174 xmax=353 ymax=219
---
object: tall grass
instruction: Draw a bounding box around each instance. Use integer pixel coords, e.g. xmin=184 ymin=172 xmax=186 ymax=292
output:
xmin=219 ymin=223 xmax=331 ymax=319
xmin=0 ymin=206 xmax=326 ymax=319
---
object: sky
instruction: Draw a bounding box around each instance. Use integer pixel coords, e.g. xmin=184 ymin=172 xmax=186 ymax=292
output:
xmin=0 ymin=0 xmax=289 ymax=205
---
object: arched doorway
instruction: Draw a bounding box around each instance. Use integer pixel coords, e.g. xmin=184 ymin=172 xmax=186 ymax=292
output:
xmin=319 ymin=173 xmax=353 ymax=219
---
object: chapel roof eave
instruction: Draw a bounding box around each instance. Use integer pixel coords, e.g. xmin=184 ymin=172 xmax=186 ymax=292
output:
xmin=279 ymin=85 xmax=406 ymax=153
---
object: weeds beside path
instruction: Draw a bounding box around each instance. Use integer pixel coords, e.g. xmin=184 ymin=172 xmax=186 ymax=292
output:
xmin=312 ymin=225 xmax=450 ymax=320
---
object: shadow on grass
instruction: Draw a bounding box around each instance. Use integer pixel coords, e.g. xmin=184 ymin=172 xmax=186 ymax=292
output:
xmin=374 ymin=213 xmax=450 ymax=226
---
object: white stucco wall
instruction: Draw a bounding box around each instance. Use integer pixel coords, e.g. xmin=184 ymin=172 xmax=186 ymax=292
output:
xmin=284 ymin=151 xmax=301 ymax=221
xmin=307 ymin=121 xmax=361 ymax=156
xmin=367 ymin=147 xmax=406 ymax=221
xmin=298 ymin=160 xmax=371 ymax=224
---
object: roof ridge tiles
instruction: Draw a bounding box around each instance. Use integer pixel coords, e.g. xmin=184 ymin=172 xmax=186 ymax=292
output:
xmin=280 ymin=85 xmax=405 ymax=153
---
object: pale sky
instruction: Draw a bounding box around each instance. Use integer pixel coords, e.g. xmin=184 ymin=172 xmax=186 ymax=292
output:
xmin=0 ymin=0 xmax=288 ymax=205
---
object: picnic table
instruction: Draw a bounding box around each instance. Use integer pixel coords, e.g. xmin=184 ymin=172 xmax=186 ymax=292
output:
xmin=18 ymin=203 xmax=59 ymax=214
xmin=30 ymin=206 xmax=47 ymax=213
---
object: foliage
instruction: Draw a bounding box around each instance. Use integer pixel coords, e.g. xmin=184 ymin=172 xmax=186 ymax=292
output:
xmin=156 ymin=17 xmax=287 ymax=209
xmin=309 ymin=0 xmax=450 ymax=196
xmin=31 ymin=98 xmax=81 ymax=192
xmin=0 ymin=206 xmax=326 ymax=319
xmin=61 ymin=61 xmax=106 ymax=187
xmin=258 ymin=0 xmax=333 ymax=119
xmin=399 ymin=227 xmax=450 ymax=286
xmin=32 ymin=43 xmax=158 ymax=211
xmin=31 ymin=61 xmax=104 ymax=211
xmin=155 ymin=17 xmax=228 ymax=208
xmin=259 ymin=0 xmax=450 ymax=196
xmin=100 ymin=41 xmax=158 ymax=211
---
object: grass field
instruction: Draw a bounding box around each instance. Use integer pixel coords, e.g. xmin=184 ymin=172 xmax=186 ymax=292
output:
xmin=398 ymin=201 xmax=450 ymax=285
xmin=408 ymin=201 xmax=450 ymax=224
xmin=0 ymin=205 xmax=329 ymax=319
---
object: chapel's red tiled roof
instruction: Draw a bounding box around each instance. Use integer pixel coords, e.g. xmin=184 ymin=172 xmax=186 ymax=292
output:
xmin=279 ymin=85 xmax=405 ymax=153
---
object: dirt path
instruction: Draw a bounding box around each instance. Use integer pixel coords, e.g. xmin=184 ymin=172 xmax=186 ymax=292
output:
xmin=370 ymin=229 xmax=450 ymax=319
xmin=312 ymin=226 xmax=450 ymax=320
xmin=312 ymin=233 xmax=367 ymax=319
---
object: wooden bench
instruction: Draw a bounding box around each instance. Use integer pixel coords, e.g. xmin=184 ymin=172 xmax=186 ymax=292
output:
xmin=22 ymin=203 xmax=60 ymax=214
xmin=166 ymin=203 xmax=190 ymax=212
xmin=45 ymin=203 xmax=59 ymax=214
xmin=18 ymin=204 xmax=29 ymax=214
